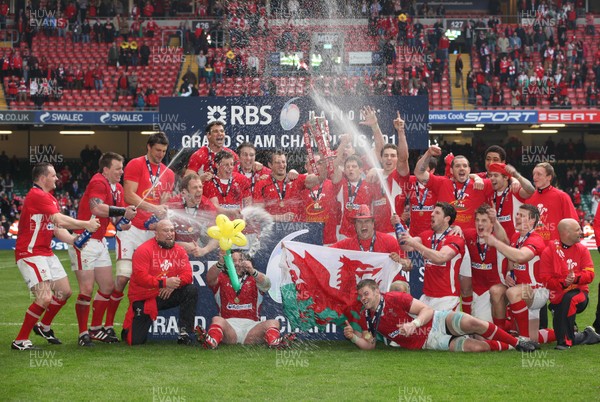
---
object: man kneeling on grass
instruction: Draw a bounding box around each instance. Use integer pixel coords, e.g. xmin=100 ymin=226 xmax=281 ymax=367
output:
xmin=121 ymin=219 xmax=198 ymax=345
xmin=344 ymin=279 xmax=536 ymax=352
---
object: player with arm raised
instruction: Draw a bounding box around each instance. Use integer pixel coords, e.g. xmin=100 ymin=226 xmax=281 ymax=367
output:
xmin=110 ymin=132 xmax=175 ymax=335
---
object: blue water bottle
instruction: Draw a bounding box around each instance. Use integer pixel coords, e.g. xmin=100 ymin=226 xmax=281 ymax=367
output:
xmin=115 ymin=217 xmax=130 ymax=231
xmin=74 ymin=215 xmax=95 ymax=248
xmin=144 ymin=214 xmax=160 ymax=229
xmin=394 ymin=221 xmax=407 ymax=245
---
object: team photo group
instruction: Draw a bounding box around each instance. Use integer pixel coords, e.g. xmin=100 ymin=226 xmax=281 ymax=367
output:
xmin=11 ymin=108 xmax=600 ymax=354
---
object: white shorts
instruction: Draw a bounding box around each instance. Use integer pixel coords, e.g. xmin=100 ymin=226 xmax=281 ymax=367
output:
xmin=17 ymin=255 xmax=67 ymax=289
xmin=116 ymin=225 xmax=154 ymax=260
xmin=227 ymin=317 xmax=261 ymax=344
xmin=68 ymin=239 xmax=112 ymax=271
xmin=419 ymin=295 xmax=460 ymax=312
xmin=423 ymin=310 xmax=452 ymax=351
xmin=528 ymin=287 xmax=549 ymax=320
xmin=472 ymin=290 xmax=493 ymax=323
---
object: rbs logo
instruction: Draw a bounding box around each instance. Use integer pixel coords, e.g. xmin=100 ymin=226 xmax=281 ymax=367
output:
xmin=207 ymin=105 xmax=272 ymax=126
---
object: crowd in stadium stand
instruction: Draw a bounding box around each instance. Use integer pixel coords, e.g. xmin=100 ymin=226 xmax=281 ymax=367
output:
xmin=1 ymin=0 xmax=599 ymax=108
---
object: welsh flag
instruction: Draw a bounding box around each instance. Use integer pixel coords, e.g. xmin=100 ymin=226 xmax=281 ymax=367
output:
xmin=279 ymin=241 xmax=401 ymax=331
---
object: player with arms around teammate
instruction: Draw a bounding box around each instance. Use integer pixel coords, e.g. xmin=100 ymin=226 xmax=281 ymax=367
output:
xmin=12 ymin=163 xmax=100 ymax=350
xmin=68 ymin=152 xmax=137 ymax=346
xmin=196 ymin=250 xmax=294 ymax=349
xmin=482 ymin=204 xmax=548 ymax=344
xmin=460 ymin=204 xmax=509 ymax=322
xmin=343 ymin=279 xmax=536 ymax=352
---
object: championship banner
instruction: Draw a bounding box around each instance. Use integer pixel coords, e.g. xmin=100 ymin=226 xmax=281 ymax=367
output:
xmin=158 ymin=96 xmax=429 ymax=151
xmin=279 ymin=241 xmax=402 ymax=331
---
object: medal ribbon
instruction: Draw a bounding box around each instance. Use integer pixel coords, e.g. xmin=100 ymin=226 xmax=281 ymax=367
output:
xmin=104 ymin=175 xmax=118 ymax=205
xmin=515 ymin=230 xmax=533 ymax=249
xmin=431 ymin=227 xmax=451 ymax=251
xmin=213 ymin=177 xmax=233 ymax=199
xmin=272 ymin=176 xmax=287 ymax=202
xmin=476 ymin=236 xmax=488 ymax=261
xmin=415 ymin=182 xmax=429 ymax=209
xmin=452 ymin=178 xmax=470 ymax=201
xmin=239 ymin=165 xmax=257 ymax=193
xmin=495 ymin=186 xmax=510 ymax=217
xmin=365 ymin=296 xmax=385 ymax=340
xmin=145 ymin=156 xmax=160 ymax=185
xmin=310 ymin=182 xmax=324 ymax=203
xmin=359 ymin=233 xmax=377 ymax=252
xmin=347 ymin=179 xmax=363 ymax=206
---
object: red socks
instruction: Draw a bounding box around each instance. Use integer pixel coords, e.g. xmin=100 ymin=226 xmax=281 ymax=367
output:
xmin=264 ymin=326 xmax=280 ymax=346
xmin=91 ymin=291 xmax=111 ymax=329
xmin=461 ymin=296 xmax=473 ymax=315
xmin=510 ymin=300 xmax=530 ymax=338
xmin=105 ymin=290 xmax=124 ymax=328
xmin=40 ymin=296 xmax=67 ymax=327
xmin=538 ymin=328 xmax=556 ymax=344
xmin=75 ymin=294 xmax=92 ymax=335
xmin=208 ymin=324 xmax=223 ymax=346
xmin=482 ymin=340 xmax=511 ymax=351
xmin=492 ymin=317 xmax=506 ymax=331
xmin=481 ymin=322 xmax=518 ymax=348
xmin=16 ymin=303 xmax=45 ymax=341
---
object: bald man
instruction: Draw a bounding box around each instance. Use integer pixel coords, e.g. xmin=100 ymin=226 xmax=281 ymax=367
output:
xmin=121 ymin=219 xmax=198 ymax=345
xmin=539 ymin=218 xmax=599 ymax=350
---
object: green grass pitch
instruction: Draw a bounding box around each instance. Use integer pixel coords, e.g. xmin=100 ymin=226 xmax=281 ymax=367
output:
xmin=1 ymin=250 xmax=599 ymax=401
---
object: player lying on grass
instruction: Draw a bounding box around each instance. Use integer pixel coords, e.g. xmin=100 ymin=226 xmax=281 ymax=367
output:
xmin=344 ymin=279 xmax=537 ymax=352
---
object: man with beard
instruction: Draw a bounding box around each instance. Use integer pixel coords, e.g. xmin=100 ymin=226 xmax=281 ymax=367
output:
xmin=540 ymin=218 xmax=599 ymax=349
xmin=121 ymin=219 xmax=197 ymax=345
xmin=331 ymin=204 xmax=410 ymax=273
xmin=196 ymin=250 xmax=294 ymax=349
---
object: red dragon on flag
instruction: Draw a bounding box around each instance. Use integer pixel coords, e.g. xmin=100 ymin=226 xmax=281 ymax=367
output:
xmin=279 ymin=241 xmax=401 ymax=331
